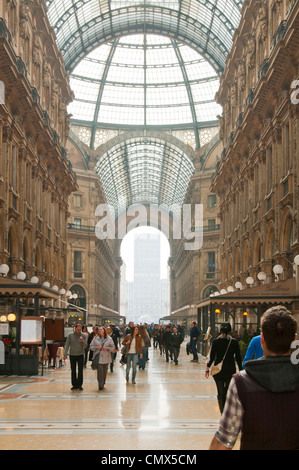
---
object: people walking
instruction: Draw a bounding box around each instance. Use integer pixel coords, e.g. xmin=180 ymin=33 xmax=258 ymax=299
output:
xmin=64 ymin=323 xmax=88 ymax=391
xmin=90 ymin=326 xmax=115 ymax=390
xmin=205 ymin=322 xmax=242 ymax=413
xmin=170 ymin=326 xmax=183 ymax=365
xmin=152 ymin=325 xmax=159 ymax=349
xmin=138 ymin=324 xmax=151 ymax=370
xmin=120 ymin=321 xmax=134 ymax=365
xmin=82 ymin=325 xmax=89 ymax=367
xmin=189 ymin=321 xmax=200 ymax=362
xmin=122 ymin=325 xmax=143 ymax=384
xmin=158 ymin=325 xmax=164 ymax=356
xmin=107 ymin=326 xmax=119 ymax=372
xmin=162 ymin=325 xmax=173 ymax=362
xmin=88 ymin=326 xmax=98 ymax=361
xmin=209 ymin=306 xmax=299 ymax=450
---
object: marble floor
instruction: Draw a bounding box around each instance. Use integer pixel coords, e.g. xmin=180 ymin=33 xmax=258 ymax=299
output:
xmin=0 ymin=342 xmax=238 ymax=451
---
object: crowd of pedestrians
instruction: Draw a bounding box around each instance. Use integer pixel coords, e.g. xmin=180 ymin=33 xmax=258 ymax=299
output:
xmin=63 ymin=306 xmax=299 ymax=449
xmin=64 ymin=321 xmax=187 ymax=390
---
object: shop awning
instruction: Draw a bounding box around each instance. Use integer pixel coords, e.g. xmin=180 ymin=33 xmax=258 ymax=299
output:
xmin=198 ymin=278 xmax=298 ymax=308
xmin=160 ymin=305 xmax=191 ymax=321
xmin=99 ymin=311 xmax=126 ymax=319
xmin=0 ymin=277 xmax=60 ymax=300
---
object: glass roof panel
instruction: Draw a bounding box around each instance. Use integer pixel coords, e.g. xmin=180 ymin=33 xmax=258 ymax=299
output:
xmin=66 ymin=34 xmax=221 ymax=131
xmin=45 ymin=0 xmax=242 ymax=210
xmin=46 ymin=0 xmax=243 ymax=73
xmin=95 ymin=138 xmax=194 ymax=209
xmin=97 ymin=105 xmax=145 ymax=126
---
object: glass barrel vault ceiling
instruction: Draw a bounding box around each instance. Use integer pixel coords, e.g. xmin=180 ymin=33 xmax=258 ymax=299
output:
xmin=45 ymin=0 xmax=244 ymax=140
xmin=68 ymin=35 xmax=222 ymax=133
xmin=46 ymin=0 xmax=243 ymax=74
xmin=95 ymin=137 xmax=195 ymax=209
xmin=45 ymin=0 xmax=243 ymax=208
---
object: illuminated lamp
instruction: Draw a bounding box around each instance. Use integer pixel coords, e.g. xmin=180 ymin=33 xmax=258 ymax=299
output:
xmin=0 ymin=264 xmax=9 ymax=275
xmin=273 ymin=264 xmax=283 ymax=275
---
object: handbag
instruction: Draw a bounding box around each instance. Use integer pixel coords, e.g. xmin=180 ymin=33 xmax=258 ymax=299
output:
xmin=121 ymin=343 xmax=129 ymax=356
xmin=210 ymin=338 xmax=232 ymax=376
xmin=91 ymin=353 xmax=99 ymax=370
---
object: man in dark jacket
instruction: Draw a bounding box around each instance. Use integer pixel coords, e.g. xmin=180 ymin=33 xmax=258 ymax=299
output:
xmin=170 ymin=326 xmax=183 ymax=365
xmin=209 ymin=306 xmax=299 ymax=450
xmin=162 ymin=325 xmax=173 ymax=362
xmin=189 ymin=321 xmax=200 ymax=362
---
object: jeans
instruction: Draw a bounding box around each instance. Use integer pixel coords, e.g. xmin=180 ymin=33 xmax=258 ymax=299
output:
xmin=126 ymin=353 xmax=138 ymax=380
xmin=172 ymin=346 xmax=180 ymax=364
xmin=191 ymin=339 xmax=198 ymax=360
xmin=70 ymin=355 xmax=84 ymax=388
xmin=138 ymin=346 xmax=148 ymax=369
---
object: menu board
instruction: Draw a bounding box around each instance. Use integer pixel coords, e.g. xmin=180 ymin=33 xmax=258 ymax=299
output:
xmin=0 ymin=323 xmax=9 ymax=335
xmin=20 ymin=317 xmax=43 ymax=344
xmin=45 ymin=318 xmax=64 ymax=341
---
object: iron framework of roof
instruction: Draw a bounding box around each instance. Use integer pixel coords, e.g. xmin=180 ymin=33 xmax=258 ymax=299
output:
xmin=95 ymin=136 xmax=195 ymax=209
xmin=46 ymin=0 xmax=243 ymax=74
xmin=45 ymin=0 xmax=242 ymax=208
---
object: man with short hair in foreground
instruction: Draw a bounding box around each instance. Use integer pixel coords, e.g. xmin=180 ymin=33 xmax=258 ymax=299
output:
xmin=209 ymin=306 xmax=299 ymax=450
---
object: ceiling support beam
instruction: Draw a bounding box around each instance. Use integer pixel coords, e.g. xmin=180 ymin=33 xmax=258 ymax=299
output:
xmin=172 ymin=39 xmax=200 ymax=150
xmin=90 ymin=39 xmax=119 ymax=150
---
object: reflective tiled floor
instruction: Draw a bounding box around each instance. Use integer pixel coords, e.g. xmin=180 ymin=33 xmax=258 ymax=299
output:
xmin=0 ymin=343 xmax=236 ymax=450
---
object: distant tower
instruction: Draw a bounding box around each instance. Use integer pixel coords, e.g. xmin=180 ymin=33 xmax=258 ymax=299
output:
xmin=128 ymin=232 xmax=168 ymax=323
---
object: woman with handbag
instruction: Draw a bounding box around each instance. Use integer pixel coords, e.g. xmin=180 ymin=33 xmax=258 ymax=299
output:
xmin=122 ymin=325 xmax=143 ymax=384
xmin=205 ymin=322 xmax=242 ymax=413
xmin=90 ymin=326 xmax=115 ymax=390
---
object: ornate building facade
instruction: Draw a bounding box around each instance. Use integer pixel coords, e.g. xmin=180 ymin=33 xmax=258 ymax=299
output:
xmin=66 ymin=134 xmax=122 ymax=325
xmin=168 ymin=137 xmax=222 ymax=327
xmin=211 ymin=0 xmax=299 ymax=328
xmin=0 ymin=1 xmax=77 ymax=292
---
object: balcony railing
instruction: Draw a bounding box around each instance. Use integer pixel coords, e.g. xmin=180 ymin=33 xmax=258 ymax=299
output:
xmin=67 ymin=223 xmax=95 ymax=232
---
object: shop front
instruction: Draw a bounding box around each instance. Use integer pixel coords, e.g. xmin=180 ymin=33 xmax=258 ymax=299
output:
xmin=197 ymin=278 xmax=299 ymax=356
xmin=0 ymin=277 xmax=59 ymax=375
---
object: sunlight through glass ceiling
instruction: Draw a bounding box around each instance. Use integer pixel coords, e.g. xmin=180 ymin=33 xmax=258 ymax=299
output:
xmin=68 ymin=34 xmax=222 ymax=131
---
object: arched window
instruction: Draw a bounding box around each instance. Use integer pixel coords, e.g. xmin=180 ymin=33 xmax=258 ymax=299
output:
xmin=253 ymin=233 xmax=262 ymax=266
xmin=70 ymin=285 xmax=86 ymax=309
xmin=202 ymin=285 xmax=218 ymax=299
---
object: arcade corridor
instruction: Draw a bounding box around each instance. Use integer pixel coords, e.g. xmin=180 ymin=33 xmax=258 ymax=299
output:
xmin=0 ymin=343 xmax=233 ymax=451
